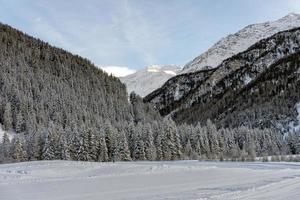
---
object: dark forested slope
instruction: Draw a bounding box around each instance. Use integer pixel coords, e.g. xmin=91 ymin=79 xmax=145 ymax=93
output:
xmin=145 ymin=28 xmax=300 ymax=129
xmin=0 ymin=23 xmax=137 ymax=133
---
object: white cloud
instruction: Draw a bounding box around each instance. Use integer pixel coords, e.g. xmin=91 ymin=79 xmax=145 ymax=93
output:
xmin=100 ymin=66 xmax=136 ymax=77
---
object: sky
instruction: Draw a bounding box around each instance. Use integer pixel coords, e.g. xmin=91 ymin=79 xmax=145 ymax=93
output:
xmin=0 ymin=0 xmax=300 ymax=76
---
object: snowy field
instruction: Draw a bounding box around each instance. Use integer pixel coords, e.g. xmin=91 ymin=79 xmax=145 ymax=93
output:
xmin=1 ymin=161 xmax=300 ymax=200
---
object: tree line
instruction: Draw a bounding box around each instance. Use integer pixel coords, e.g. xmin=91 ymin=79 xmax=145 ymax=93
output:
xmin=1 ymin=117 xmax=295 ymax=163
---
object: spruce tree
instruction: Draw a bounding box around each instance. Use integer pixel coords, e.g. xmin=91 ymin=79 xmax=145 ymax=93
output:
xmin=143 ymin=124 xmax=156 ymax=160
xmin=98 ymin=135 xmax=108 ymax=162
xmin=117 ymin=131 xmax=131 ymax=161
xmin=1 ymin=132 xmax=11 ymax=161
xmin=3 ymin=103 xmax=13 ymax=131
xmin=11 ymin=137 xmax=27 ymax=162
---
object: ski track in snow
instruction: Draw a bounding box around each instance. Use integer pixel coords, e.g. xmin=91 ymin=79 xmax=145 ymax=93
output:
xmin=1 ymin=160 xmax=300 ymax=200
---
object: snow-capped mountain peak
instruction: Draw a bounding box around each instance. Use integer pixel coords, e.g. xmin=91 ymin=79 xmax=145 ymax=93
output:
xmin=147 ymin=65 xmax=162 ymax=73
xmin=120 ymin=65 xmax=181 ymax=97
xmin=182 ymin=13 xmax=300 ymax=73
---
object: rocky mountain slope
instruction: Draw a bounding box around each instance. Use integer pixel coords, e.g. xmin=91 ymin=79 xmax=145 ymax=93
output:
xmin=182 ymin=13 xmax=300 ymax=73
xmin=120 ymin=65 xmax=181 ymax=97
xmin=145 ymin=28 xmax=300 ymax=129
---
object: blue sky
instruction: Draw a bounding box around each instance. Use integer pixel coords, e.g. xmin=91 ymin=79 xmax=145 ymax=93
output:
xmin=0 ymin=0 xmax=300 ymax=76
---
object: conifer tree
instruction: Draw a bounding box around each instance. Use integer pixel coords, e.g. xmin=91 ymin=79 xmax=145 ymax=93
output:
xmin=15 ymin=112 xmax=24 ymax=133
xmin=1 ymin=132 xmax=11 ymax=161
xmin=3 ymin=103 xmax=13 ymax=131
xmin=143 ymin=124 xmax=156 ymax=160
xmin=133 ymin=128 xmax=146 ymax=160
xmin=104 ymin=122 xmax=117 ymax=161
xmin=117 ymin=130 xmax=131 ymax=161
xmin=98 ymin=135 xmax=109 ymax=162
xmin=11 ymin=137 xmax=27 ymax=162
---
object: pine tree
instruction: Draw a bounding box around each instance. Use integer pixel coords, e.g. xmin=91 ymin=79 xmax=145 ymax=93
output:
xmin=162 ymin=119 xmax=182 ymax=160
xmin=25 ymin=111 xmax=37 ymax=134
xmin=77 ymin=131 xmax=90 ymax=161
xmin=98 ymin=135 xmax=109 ymax=162
xmin=199 ymin=126 xmax=210 ymax=158
xmin=117 ymin=131 xmax=131 ymax=161
xmin=42 ymin=132 xmax=56 ymax=160
xmin=155 ymin=132 xmax=163 ymax=161
xmin=70 ymin=133 xmax=81 ymax=160
xmin=42 ymin=124 xmax=62 ymax=160
xmin=143 ymin=124 xmax=156 ymax=160
xmin=61 ymin=135 xmax=72 ymax=160
xmin=87 ymin=129 xmax=98 ymax=161
xmin=173 ymin=127 xmax=182 ymax=160
xmin=3 ymin=103 xmax=13 ymax=131
xmin=104 ymin=122 xmax=117 ymax=161
xmin=15 ymin=112 xmax=24 ymax=133
xmin=133 ymin=127 xmax=146 ymax=160
xmin=194 ymin=139 xmax=202 ymax=159
xmin=11 ymin=137 xmax=27 ymax=162
xmin=1 ymin=132 xmax=11 ymax=161
xmin=184 ymin=139 xmax=193 ymax=159
xmin=286 ymin=131 xmax=300 ymax=154
xmin=206 ymin=120 xmax=219 ymax=158
xmin=126 ymin=122 xmax=136 ymax=159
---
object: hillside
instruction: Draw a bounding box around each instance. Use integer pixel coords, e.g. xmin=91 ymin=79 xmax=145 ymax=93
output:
xmin=182 ymin=13 xmax=300 ymax=73
xmin=145 ymin=28 xmax=300 ymax=129
xmin=0 ymin=23 xmax=138 ymax=132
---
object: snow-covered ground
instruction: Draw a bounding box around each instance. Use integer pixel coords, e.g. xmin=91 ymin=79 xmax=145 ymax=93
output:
xmin=1 ymin=161 xmax=300 ymax=200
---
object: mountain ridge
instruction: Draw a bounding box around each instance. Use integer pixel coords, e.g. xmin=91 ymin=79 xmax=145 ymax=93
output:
xmin=182 ymin=13 xmax=300 ymax=73
xmin=145 ymin=27 xmax=300 ymax=129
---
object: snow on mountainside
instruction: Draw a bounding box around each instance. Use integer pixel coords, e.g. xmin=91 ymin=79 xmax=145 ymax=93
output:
xmin=120 ymin=65 xmax=181 ymax=97
xmin=182 ymin=13 xmax=300 ymax=73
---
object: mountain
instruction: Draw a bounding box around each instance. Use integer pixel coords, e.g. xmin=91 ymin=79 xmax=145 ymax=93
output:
xmin=145 ymin=27 xmax=300 ymax=129
xmin=120 ymin=65 xmax=181 ymax=97
xmin=182 ymin=13 xmax=300 ymax=73
xmin=0 ymin=23 xmax=294 ymax=163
